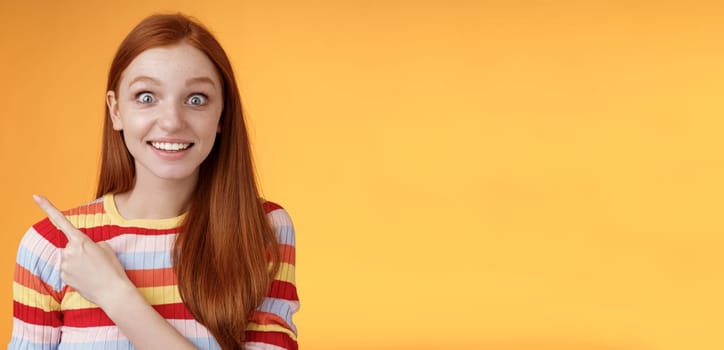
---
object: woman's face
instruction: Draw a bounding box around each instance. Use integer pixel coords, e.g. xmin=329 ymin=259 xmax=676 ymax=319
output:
xmin=106 ymin=43 xmax=223 ymax=184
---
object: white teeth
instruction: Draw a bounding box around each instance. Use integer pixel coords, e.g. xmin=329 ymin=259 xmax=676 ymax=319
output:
xmin=150 ymin=142 xmax=191 ymax=151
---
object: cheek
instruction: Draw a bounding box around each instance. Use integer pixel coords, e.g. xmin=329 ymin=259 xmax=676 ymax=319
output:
xmin=119 ymin=118 xmax=148 ymax=137
xmin=117 ymin=115 xmax=152 ymax=146
xmin=199 ymin=121 xmax=222 ymax=140
xmin=117 ymin=104 xmax=152 ymax=127
xmin=199 ymin=111 xmax=223 ymax=136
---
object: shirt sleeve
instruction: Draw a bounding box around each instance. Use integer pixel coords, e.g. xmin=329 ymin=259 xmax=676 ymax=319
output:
xmin=9 ymin=218 xmax=66 ymax=350
xmin=245 ymin=204 xmax=300 ymax=350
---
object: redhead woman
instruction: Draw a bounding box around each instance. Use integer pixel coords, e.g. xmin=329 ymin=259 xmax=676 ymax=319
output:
xmin=9 ymin=14 xmax=299 ymax=350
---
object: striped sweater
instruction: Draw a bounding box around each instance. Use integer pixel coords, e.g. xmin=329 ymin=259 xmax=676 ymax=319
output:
xmin=9 ymin=193 xmax=299 ymax=350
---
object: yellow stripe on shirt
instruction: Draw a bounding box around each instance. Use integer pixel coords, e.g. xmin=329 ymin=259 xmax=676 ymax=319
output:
xmin=275 ymin=263 xmax=296 ymax=285
xmin=61 ymin=285 xmax=182 ymax=310
xmin=246 ymin=322 xmax=298 ymax=341
xmin=13 ymin=282 xmax=61 ymax=312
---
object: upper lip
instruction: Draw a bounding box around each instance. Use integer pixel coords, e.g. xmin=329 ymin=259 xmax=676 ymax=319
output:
xmin=147 ymin=138 xmax=194 ymax=144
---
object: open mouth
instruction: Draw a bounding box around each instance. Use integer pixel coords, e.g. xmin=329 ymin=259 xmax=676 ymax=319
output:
xmin=148 ymin=141 xmax=194 ymax=152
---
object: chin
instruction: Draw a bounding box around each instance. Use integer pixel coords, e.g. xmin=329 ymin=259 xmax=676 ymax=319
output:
xmin=133 ymin=159 xmax=202 ymax=184
xmin=143 ymin=165 xmax=200 ymax=182
xmin=154 ymin=171 xmax=199 ymax=181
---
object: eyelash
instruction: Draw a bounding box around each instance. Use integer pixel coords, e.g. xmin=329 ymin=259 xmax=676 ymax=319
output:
xmin=187 ymin=94 xmax=208 ymax=106
xmin=135 ymin=91 xmax=155 ymax=104
xmin=134 ymin=92 xmax=209 ymax=106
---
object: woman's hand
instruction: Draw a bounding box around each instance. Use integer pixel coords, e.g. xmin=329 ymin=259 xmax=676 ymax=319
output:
xmin=33 ymin=194 xmax=132 ymax=308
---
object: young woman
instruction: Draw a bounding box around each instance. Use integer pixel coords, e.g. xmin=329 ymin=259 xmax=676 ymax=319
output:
xmin=10 ymin=14 xmax=298 ymax=350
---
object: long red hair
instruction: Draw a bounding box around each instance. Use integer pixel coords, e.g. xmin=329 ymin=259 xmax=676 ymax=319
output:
xmin=96 ymin=13 xmax=280 ymax=349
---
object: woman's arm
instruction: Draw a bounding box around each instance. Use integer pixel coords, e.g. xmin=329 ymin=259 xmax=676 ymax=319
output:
xmin=9 ymin=222 xmax=63 ymax=349
xmin=244 ymin=202 xmax=300 ymax=350
xmin=33 ymin=195 xmax=198 ymax=350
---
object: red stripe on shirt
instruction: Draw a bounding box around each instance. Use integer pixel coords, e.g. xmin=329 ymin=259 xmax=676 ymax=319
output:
xmin=268 ymin=280 xmax=298 ymax=301
xmin=246 ymin=330 xmax=298 ymax=350
xmin=263 ymin=201 xmax=283 ymax=213
xmin=34 ymin=218 xmax=179 ymax=247
xmin=250 ymin=311 xmax=293 ymax=330
xmin=62 ymin=201 xmax=105 ymax=216
xmin=31 ymin=219 xmax=69 ymax=248
xmin=13 ymin=301 xmax=62 ymax=327
xmin=62 ymin=303 xmax=195 ymax=327
xmin=125 ymin=267 xmax=177 ymax=288
xmin=279 ymin=244 xmax=295 ymax=265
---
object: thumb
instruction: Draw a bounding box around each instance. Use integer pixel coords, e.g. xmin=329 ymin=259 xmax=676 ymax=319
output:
xmin=97 ymin=241 xmax=116 ymax=255
xmin=97 ymin=242 xmax=121 ymax=262
xmin=97 ymin=241 xmax=127 ymax=276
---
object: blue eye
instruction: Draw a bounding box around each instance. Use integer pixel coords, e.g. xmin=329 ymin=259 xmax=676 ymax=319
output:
xmin=187 ymin=94 xmax=208 ymax=106
xmin=136 ymin=92 xmax=155 ymax=104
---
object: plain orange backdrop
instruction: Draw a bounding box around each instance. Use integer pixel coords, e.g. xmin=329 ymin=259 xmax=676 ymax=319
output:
xmin=2 ymin=1 xmax=724 ymax=349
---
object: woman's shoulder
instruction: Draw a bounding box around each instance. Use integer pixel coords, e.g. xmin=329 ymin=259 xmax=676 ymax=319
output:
xmin=262 ymin=199 xmax=284 ymax=212
xmin=261 ymin=199 xmax=295 ymax=246
xmin=261 ymin=199 xmax=291 ymax=219
xmin=24 ymin=196 xmax=106 ymax=247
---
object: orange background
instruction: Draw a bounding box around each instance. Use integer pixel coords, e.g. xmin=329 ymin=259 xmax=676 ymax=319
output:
xmin=1 ymin=1 xmax=723 ymax=349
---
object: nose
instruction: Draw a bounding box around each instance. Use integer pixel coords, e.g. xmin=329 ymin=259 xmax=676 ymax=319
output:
xmin=157 ymin=101 xmax=185 ymax=131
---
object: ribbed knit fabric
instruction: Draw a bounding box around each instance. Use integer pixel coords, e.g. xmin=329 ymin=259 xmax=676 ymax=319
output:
xmin=9 ymin=193 xmax=299 ymax=350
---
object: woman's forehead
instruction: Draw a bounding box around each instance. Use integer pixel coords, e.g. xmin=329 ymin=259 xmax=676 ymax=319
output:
xmin=120 ymin=43 xmax=221 ymax=88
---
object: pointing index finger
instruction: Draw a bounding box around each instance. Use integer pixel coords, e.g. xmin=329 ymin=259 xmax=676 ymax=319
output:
xmin=32 ymin=194 xmax=83 ymax=242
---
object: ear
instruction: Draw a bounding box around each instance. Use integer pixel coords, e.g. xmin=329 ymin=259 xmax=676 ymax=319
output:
xmin=106 ymin=90 xmax=123 ymax=130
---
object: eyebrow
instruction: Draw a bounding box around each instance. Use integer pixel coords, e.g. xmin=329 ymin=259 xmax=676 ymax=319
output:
xmin=127 ymin=76 xmax=218 ymax=90
xmin=128 ymin=76 xmax=161 ymax=87
xmin=186 ymin=76 xmax=217 ymax=90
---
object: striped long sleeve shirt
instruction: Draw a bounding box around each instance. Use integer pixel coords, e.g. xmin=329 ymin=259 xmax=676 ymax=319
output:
xmin=9 ymin=193 xmax=299 ymax=350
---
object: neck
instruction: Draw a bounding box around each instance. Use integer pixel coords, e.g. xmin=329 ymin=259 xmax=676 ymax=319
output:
xmin=114 ymin=169 xmax=199 ymax=220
